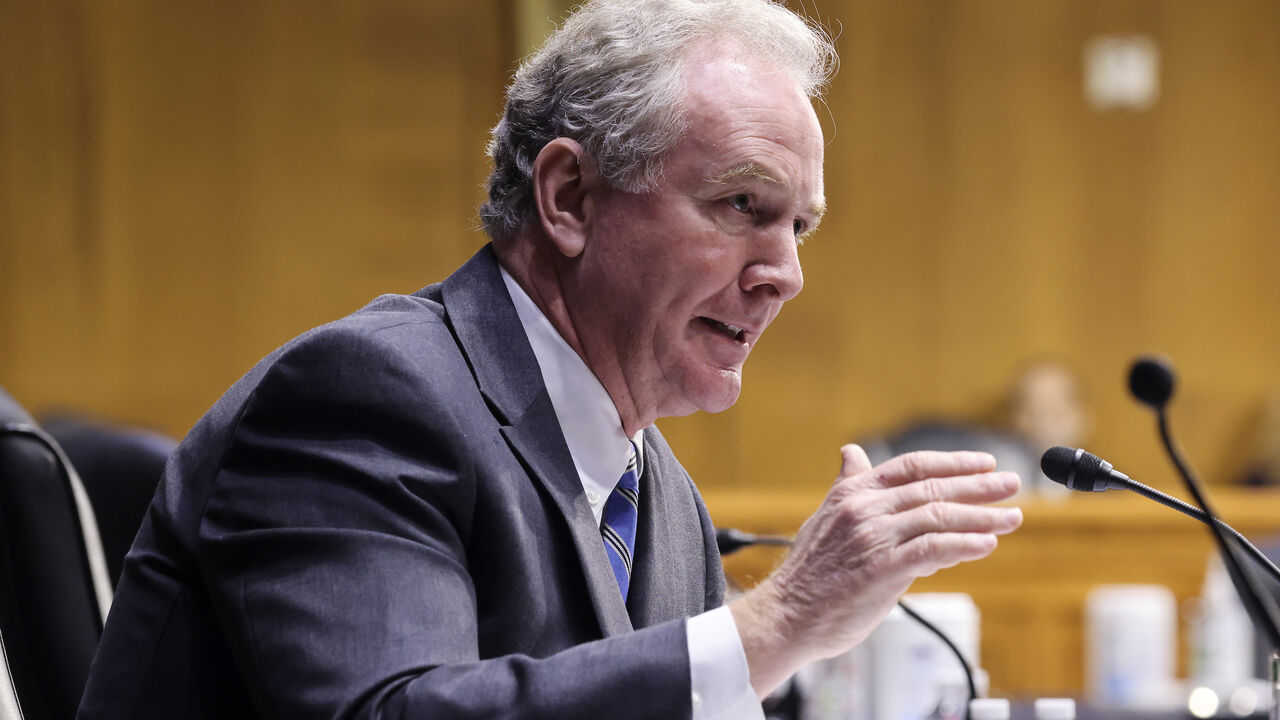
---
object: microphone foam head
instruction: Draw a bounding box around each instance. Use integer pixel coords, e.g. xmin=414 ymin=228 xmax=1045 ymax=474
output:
xmin=1040 ymin=446 xmax=1077 ymax=484
xmin=1129 ymin=355 xmax=1176 ymax=409
xmin=1040 ymin=445 xmax=1107 ymax=491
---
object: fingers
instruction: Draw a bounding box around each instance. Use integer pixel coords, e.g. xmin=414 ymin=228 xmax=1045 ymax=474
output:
xmin=838 ymin=444 xmax=872 ymax=482
xmin=878 ymin=471 xmax=1021 ymax=512
xmin=861 ymin=450 xmax=998 ymax=489
xmin=752 ymin=446 xmax=1022 ymax=670
xmin=892 ymin=532 xmax=1001 ymax=577
xmin=888 ymin=502 xmax=1023 ymax=543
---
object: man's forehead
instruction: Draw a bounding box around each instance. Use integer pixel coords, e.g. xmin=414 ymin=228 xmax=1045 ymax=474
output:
xmin=675 ymin=44 xmax=827 ymax=217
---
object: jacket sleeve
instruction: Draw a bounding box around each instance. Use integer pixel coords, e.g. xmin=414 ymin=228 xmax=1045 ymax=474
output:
xmin=196 ymin=325 xmax=695 ymax=720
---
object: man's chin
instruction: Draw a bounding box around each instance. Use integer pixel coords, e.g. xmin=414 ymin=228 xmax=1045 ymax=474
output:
xmin=689 ymin=368 xmax=743 ymax=415
xmin=655 ymin=362 xmax=744 ymax=418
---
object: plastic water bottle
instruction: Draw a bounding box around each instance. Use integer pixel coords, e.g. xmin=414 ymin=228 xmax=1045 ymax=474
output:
xmin=866 ymin=594 xmax=981 ymax=719
xmin=1194 ymin=557 xmax=1254 ymax=688
xmin=1085 ymin=584 xmax=1177 ymax=708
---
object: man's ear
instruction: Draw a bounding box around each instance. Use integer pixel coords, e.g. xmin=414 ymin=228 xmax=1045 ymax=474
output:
xmin=532 ymin=138 xmax=592 ymax=258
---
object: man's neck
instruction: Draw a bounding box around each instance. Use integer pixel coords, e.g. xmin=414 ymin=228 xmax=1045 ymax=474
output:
xmin=499 ymin=263 xmax=644 ymax=523
xmin=494 ymin=234 xmax=652 ymax=435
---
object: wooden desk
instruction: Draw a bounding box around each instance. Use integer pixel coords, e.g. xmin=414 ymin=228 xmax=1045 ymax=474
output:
xmin=702 ymin=486 xmax=1280 ymax=696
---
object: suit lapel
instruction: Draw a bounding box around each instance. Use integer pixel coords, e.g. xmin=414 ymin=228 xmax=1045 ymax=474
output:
xmin=628 ymin=429 xmax=697 ymax=627
xmin=442 ymin=245 xmax=633 ymax=638
xmin=500 ymin=412 xmax=633 ymax=637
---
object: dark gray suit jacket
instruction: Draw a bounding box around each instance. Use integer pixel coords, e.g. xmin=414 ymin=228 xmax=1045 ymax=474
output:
xmin=78 ymin=245 xmax=725 ymax=719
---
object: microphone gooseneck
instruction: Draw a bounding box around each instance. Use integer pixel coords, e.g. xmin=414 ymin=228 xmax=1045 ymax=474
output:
xmin=1126 ymin=355 xmax=1280 ymax=652
xmin=1040 ymin=446 xmax=1280 ymax=586
xmin=713 ymin=527 xmax=792 ymax=557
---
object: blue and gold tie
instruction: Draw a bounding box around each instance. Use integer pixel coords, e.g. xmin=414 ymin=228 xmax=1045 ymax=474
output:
xmin=600 ymin=442 xmax=640 ymax=601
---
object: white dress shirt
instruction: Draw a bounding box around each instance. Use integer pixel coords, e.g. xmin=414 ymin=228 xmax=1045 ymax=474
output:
xmin=500 ymin=268 xmax=764 ymax=720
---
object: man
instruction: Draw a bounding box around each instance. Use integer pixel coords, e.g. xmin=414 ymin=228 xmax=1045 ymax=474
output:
xmin=79 ymin=1 xmax=1022 ymax=718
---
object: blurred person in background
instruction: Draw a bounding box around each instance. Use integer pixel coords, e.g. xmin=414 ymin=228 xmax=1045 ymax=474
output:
xmin=859 ymin=359 xmax=1088 ymax=499
xmin=1007 ymin=359 xmax=1092 ymax=462
xmin=1005 ymin=359 xmax=1093 ymax=495
xmin=1239 ymin=387 xmax=1280 ymax=487
xmin=78 ymin=1 xmax=1021 ymax=718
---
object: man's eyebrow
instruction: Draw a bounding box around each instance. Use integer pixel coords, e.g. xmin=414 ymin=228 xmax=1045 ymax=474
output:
xmin=706 ymin=162 xmax=781 ymax=185
xmin=809 ymin=198 xmax=827 ymax=226
xmin=708 ymin=162 xmax=827 ymax=227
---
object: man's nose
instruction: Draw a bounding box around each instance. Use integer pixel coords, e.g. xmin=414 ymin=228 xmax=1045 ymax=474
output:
xmin=740 ymin=225 xmax=805 ymax=301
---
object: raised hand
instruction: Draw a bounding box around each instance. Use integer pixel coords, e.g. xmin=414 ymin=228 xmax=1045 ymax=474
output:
xmin=730 ymin=445 xmax=1022 ymax=697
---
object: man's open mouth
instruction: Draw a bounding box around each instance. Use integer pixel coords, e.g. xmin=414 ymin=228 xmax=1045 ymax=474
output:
xmin=699 ymin=317 xmax=746 ymax=342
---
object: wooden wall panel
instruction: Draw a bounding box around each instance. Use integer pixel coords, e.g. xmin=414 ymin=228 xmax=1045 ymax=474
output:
xmin=8 ymin=0 xmax=1274 ymax=482
xmin=660 ymin=0 xmax=1280 ymax=502
xmin=0 ymin=0 xmax=509 ymax=435
xmin=3 ymin=0 xmax=1280 ymax=701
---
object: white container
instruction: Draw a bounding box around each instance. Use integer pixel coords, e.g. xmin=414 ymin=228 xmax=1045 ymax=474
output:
xmin=968 ymin=698 xmax=1010 ymax=720
xmin=1194 ymin=555 xmax=1255 ymax=686
xmin=1085 ymin=584 xmax=1178 ymax=709
xmin=1033 ymin=698 xmax=1076 ymax=719
xmin=864 ymin=593 xmax=981 ymax=720
xmin=794 ymin=642 xmax=871 ymax=720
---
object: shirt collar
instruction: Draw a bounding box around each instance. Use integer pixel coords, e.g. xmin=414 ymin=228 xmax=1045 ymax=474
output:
xmin=500 ymin=268 xmax=645 ymax=517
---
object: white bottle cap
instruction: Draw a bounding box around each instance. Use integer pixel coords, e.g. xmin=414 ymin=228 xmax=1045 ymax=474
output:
xmin=969 ymin=698 xmax=1011 ymax=720
xmin=1034 ymin=698 xmax=1077 ymax=719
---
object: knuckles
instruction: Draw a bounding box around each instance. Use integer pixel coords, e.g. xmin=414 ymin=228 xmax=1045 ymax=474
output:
xmin=914 ymin=476 xmax=947 ymax=505
xmin=847 ymin=513 xmax=890 ymax=552
xmin=922 ymin=500 xmax=948 ymax=528
xmin=897 ymin=452 xmax=928 ymax=479
xmin=824 ymin=484 xmax=878 ymax=522
xmin=902 ymin=533 xmax=943 ymax=568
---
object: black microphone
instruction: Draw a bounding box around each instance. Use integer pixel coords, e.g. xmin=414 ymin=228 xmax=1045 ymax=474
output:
xmin=1041 ymin=446 xmax=1280 ymax=586
xmin=714 ymin=527 xmax=792 ymax=556
xmin=1128 ymin=355 xmax=1176 ymax=410
xmin=1124 ymin=354 xmax=1280 ymax=653
xmin=1039 ymin=446 xmax=1129 ymax=492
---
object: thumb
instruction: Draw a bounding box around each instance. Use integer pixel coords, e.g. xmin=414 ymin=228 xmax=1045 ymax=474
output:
xmin=838 ymin=443 xmax=873 ymax=482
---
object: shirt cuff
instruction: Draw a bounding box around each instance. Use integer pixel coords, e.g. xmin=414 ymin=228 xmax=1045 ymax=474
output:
xmin=687 ymin=605 xmax=765 ymax=720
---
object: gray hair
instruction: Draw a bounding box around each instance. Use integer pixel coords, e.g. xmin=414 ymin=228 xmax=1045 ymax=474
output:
xmin=479 ymin=0 xmax=838 ymax=241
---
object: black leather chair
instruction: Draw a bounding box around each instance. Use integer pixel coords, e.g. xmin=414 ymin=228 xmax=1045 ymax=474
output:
xmin=41 ymin=415 xmax=174 ymax=587
xmin=0 ymin=388 xmax=111 ymax=720
xmin=0 ymin=629 xmax=24 ymax=720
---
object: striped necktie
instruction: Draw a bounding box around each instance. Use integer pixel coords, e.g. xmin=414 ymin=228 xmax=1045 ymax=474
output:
xmin=600 ymin=442 xmax=640 ymax=601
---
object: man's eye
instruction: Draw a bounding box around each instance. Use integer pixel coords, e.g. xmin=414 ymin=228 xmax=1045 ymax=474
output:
xmin=728 ymin=194 xmax=751 ymax=212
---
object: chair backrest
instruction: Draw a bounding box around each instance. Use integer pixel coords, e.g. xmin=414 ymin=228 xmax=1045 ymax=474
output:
xmin=0 ymin=629 xmax=24 ymax=720
xmin=41 ymin=415 xmax=174 ymax=587
xmin=0 ymin=388 xmax=111 ymax=720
